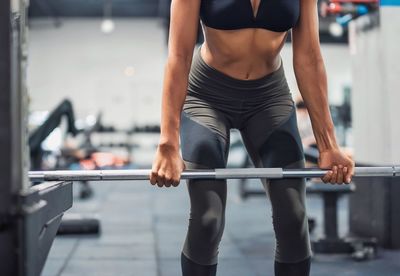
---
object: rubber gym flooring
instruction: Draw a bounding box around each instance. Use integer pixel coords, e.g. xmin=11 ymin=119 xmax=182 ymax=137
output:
xmin=28 ymin=19 xmax=400 ymax=276
xmin=41 ymin=178 xmax=400 ymax=276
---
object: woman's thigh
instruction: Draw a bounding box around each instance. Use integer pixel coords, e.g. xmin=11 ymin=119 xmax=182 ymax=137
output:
xmin=240 ymin=106 xmax=311 ymax=262
xmin=240 ymin=106 xmax=304 ymax=169
xmin=180 ymin=95 xmax=232 ymax=169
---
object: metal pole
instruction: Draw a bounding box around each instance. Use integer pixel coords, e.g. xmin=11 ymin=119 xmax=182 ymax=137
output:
xmin=29 ymin=166 xmax=400 ymax=182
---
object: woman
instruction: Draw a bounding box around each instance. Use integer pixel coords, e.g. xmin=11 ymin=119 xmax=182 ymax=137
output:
xmin=150 ymin=0 xmax=355 ymax=275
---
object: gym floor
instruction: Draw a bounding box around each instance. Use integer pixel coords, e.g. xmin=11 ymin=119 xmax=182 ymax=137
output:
xmin=41 ymin=178 xmax=400 ymax=276
xmin=29 ymin=19 xmax=400 ymax=276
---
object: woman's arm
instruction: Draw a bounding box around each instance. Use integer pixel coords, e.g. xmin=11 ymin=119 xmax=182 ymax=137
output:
xmin=292 ymin=0 xmax=336 ymax=152
xmin=291 ymin=0 xmax=354 ymax=184
xmin=160 ymin=0 xmax=201 ymax=149
xmin=150 ymin=0 xmax=201 ymax=187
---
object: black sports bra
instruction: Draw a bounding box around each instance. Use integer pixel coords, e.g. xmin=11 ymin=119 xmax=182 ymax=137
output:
xmin=200 ymin=0 xmax=300 ymax=32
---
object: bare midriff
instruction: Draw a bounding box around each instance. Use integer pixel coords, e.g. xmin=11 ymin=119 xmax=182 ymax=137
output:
xmin=201 ymin=25 xmax=288 ymax=80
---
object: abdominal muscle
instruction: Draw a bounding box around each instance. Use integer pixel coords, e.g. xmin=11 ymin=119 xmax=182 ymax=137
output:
xmin=201 ymin=24 xmax=288 ymax=80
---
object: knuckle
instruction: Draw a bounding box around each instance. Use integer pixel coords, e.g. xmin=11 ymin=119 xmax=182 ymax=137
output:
xmin=158 ymin=169 xmax=166 ymax=175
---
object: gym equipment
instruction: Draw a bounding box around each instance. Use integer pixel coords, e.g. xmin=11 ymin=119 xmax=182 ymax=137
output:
xmin=307 ymin=182 xmax=378 ymax=260
xmin=28 ymin=165 xmax=396 ymax=261
xmin=29 ymin=166 xmax=400 ymax=182
xmin=320 ymin=0 xmax=379 ymax=27
xmin=235 ymin=148 xmax=382 ymax=259
xmin=0 ymin=1 xmax=69 ymax=276
xmin=57 ymin=213 xmax=100 ymax=235
xmin=27 ymin=165 xmax=397 ymax=242
xmin=20 ymin=181 xmax=73 ymax=275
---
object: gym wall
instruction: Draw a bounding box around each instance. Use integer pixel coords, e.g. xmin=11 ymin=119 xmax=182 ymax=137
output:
xmin=349 ymin=4 xmax=400 ymax=248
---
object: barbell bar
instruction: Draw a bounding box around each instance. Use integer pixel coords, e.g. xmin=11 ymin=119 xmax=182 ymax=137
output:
xmin=29 ymin=166 xmax=400 ymax=182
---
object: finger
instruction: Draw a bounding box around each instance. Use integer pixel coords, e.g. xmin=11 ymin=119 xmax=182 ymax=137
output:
xmin=164 ymin=176 xmax=173 ymax=188
xmin=346 ymin=162 xmax=355 ymax=183
xmin=149 ymin=171 xmax=157 ymax=185
xmin=343 ymin=166 xmax=350 ymax=184
xmin=321 ymin=171 xmax=332 ymax=183
xmin=171 ymin=175 xmax=180 ymax=187
xmin=172 ymin=180 xmax=180 ymax=187
xmin=330 ymin=166 xmax=338 ymax=184
xmin=157 ymin=173 xmax=165 ymax=187
xmin=337 ymin=165 xmax=344 ymax=184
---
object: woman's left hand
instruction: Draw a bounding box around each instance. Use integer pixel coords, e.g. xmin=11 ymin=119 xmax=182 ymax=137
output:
xmin=318 ymin=147 xmax=355 ymax=184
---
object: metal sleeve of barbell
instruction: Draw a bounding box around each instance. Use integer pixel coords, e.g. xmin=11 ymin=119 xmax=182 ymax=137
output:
xmin=215 ymin=168 xmax=283 ymax=179
xmin=396 ymin=166 xmax=400 ymax=176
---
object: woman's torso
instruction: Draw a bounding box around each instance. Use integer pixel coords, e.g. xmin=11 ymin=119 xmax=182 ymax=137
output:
xmin=199 ymin=0 xmax=300 ymax=80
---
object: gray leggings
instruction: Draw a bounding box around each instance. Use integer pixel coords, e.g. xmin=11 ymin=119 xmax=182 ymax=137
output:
xmin=180 ymin=46 xmax=312 ymax=266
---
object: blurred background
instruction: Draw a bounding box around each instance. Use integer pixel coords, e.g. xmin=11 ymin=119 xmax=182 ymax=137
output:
xmin=2 ymin=0 xmax=400 ymax=275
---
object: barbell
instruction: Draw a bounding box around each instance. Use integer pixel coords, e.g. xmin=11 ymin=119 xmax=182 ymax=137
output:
xmin=29 ymin=166 xmax=400 ymax=182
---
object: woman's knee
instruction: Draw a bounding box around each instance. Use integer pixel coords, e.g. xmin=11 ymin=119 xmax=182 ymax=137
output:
xmin=273 ymin=206 xmax=311 ymax=263
xmin=273 ymin=205 xmax=307 ymax=237
xmin=184 ymin=205 xmax=225 ymax=265
xmin=199 ymin=211 xmax=225 ymax=242
xmin=188 ymin=200 xmax=225 ymax=243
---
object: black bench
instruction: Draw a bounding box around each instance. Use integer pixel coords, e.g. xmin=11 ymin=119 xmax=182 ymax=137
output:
xmin=238 ymin=146 xmax=378 ymax=259
xmin=307 ymin=181 xmax=355 ymax=253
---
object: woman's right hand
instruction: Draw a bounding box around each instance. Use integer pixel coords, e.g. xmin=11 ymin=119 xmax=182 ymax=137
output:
xmin=150 ymin=143 xmax=186 ymax=188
